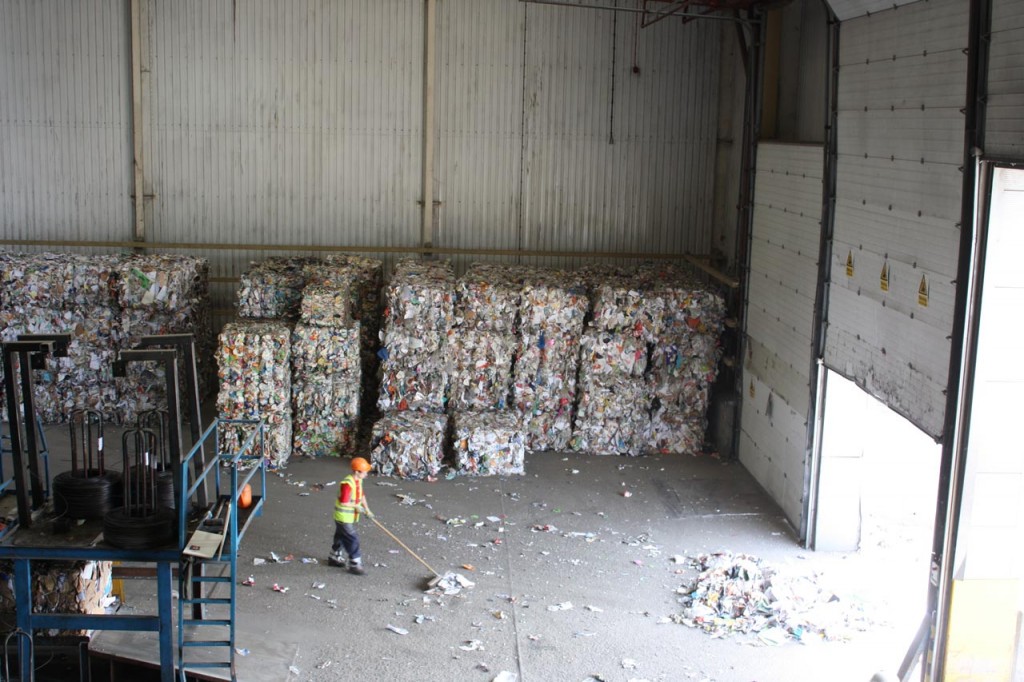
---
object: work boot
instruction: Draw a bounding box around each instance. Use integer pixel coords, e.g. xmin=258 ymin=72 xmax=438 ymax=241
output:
xmin=348 ymin=559 xmax=365 ymax=576
xmin=328 ymin=554 xmax=346 ymax=568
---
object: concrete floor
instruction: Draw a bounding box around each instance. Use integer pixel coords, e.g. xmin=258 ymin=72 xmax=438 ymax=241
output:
xmin=7 ymin=421 xmax=929 ymax=682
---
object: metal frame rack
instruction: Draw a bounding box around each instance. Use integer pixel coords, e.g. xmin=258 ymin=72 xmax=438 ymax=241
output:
xmin=0 ymin=333 xmax=267 ymax=682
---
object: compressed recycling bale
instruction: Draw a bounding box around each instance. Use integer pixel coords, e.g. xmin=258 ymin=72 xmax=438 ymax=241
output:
xmin=117 ymin=254 xmax=209 ymax=312
xmin=368 ymin=412 xmax=448 ymax=479
xmin=292 ymin=374 xmax=361 ymax=458
xmin=0 ymin=306 xmax=121 ymax=423
xmin=455 ymin=263 xmax=523 ymax=333
xmin=647 ymin=335 xmax=718 ymax=418
xmin=384 ymin=259 xmax=455 ymax=333
xmin=0 ymin=252 xmax=120 ymax=308
xmin=519 ymin=411 xmax=574 ymax=452
xmin=216 ymin=321 xmax=292 ymax=467
xmin=452 ymin=411 xmax=525 ymax=475
xmin=569 ymin=411 xmax=650 ymax=456
xmin=518 ymin=270 xmax=589 ymax=336
xmin=578 ymin=329 xmax=649 ymax=383
xmin=511 ymin=331 xmax=579 ymax=411
xmin=216 ymin=417 xmax=293 ymax=470
xmin=291 ymin=322 xmax=360 ymax=375
xmin=589 ymin=277 xmax=666 ymax=342
xmin=237 ymin=257 xmax=319 ymax=319
xmin=0 ymin=560 xmax=114 ymax=637
xmin=446 ymin=331 xmax=516 ymax=411
xmin=647 ymin=408 xmax=705 ymax=455
xmin=116 ymin=304 xmax=214 ymax=424
xmin=377 ymin=329 xmax=449 ymax=412
xmin=575 ymin=376 xmax=649 ymax=421
xmin=299 ymin=283 xmax=351 ymax=327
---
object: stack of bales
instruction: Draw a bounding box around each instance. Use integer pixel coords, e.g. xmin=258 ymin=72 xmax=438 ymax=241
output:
xmin=0 ymin=252 xmax=123 ymax=422
xmin=639 ymin=263 xmax=726 ymax=454
xmin=449 ymin=263 xmax=525 ymax=475
xmin=371 ymin=259 xmax=454 ymax=478
xmin=216 ymin=321 xmax=292 ymax=468
xmin=114 ymin=254 xmax=212 ymax=423
xmin=512 ymin=269 xmax=589 ymax=451
xmin=572 ymin=275 xmax=663 ymax=455
xmin=291 ymin=283 xmax=361 ymax=458
xmin=305 ymin=255 xmax=383 ymax=416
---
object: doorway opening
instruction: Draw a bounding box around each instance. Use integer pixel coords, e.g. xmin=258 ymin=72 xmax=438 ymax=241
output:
xmin=814 ymin=369 xmax=941 ymax=672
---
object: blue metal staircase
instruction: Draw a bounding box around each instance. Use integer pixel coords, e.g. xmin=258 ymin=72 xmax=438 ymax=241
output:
xmin=177 ymin=418 xmax=266 ymax=682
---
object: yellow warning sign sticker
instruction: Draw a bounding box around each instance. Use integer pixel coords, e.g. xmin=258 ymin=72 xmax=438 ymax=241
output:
xmin=918 ymin=275 xmax=929 ymax=306
xmin=845 ymin=252 xmax=854 ymax=277
xmin=880 ymin=262 xmax=890 ymax=292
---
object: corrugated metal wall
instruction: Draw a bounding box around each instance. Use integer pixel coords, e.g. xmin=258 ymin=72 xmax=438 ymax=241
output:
xmin=436 ymin=1 xmax=720 ymax=273
xmin=0 ymin=0 xmax=132 ymax=241
xmin=987 ymin=0 xmax=1024 ymax=159
xmin=518 ymin=4 xmax=719 ymax=270
xmin=825 ymin=0 xmax=967 ymax=439
xmin=2 ymin=0 xmax=723 ymax=311
xmin=741 ymin=142 xmax=823 ymax=527
xmin=143 ymin=0 xmax=424 ymax=306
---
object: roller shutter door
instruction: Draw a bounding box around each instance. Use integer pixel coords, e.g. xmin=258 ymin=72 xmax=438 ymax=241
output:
xmin=825 ymin=0 xmax=968 ymax=439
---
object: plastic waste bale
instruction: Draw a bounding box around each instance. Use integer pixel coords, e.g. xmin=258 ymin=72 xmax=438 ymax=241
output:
xmin=647 ymin=408 xmax=704 ymax=455
xmin=0 ymin=560 xmax=113 ymax=637
xmin=569 ymin=412 xmax=650 ymax=456
xmin=291 ymin=374 xmax=361 ymax=457
xmin=518 ymin=410 xmax=574 ymax=452
xmin=299 ymin=283 xmax=351 ymax=327
xmin=518 ymin=269 xmax=589 ymax=337
xmin=237 ymin=257 xmax=319 ymax=319
xmin=578 ymin=329 xmax=649 ymax=381
xmin=216 ymin=321 xmax=293 ymax=468
xmin=446 ymin=331 xmax=516 ymax=411
xmin=291 ymin=322 xmax=361 ymax=375
xmin=589 ymin=276 xmax=666 ymax=343
xmin=114 ymin=254 xmax=213 ymax=423
xmin=452 ymin=411 xmax=525 ymax=475
xmin=454 ymin=263 xmax=523 ymax=333
xmin=291 ymin=322 xmax=361 ymax=457
xmin=369 ymin=412 xmax=448 ymax=479
xmin=0 ymin=253 xmax=125 ymax=423
xmin=384 ymin=259 xmax=456 ymax=334
xmin=377 ymin=328 xmax=450 ymax=413
xmin=647 ymin=335 xmax=717 ymax=419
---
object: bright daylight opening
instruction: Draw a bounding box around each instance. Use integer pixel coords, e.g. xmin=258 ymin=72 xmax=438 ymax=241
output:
xmin=819 ymin=369 xmax=941 ymax=674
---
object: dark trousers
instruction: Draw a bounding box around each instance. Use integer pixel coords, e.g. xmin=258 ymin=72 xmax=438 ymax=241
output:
xmin=332 ymin=521 xmax=360 ymax=561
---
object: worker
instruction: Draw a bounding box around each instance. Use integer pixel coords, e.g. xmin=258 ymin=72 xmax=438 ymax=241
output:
xmin=330 ymin=456 xmax=373 ymax=575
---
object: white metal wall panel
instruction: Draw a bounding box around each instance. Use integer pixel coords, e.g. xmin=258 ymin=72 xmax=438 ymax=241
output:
xmin=517 ymin=5 xmax=719 ymax=266
xmin=143 ymin=0 xmax=423 ymax=285
xmin=0 ymin=0 xmax=132 ymax=241
xmin=739 ymin=372 xmax=808 ymax=525
xmin=435 ymin=0 xmax=525 ymax=274
xmin=987 ymin=0 xmax=1024 ymax=159
xmin=741 ymin=142 xmax=823 ymax=530
xmin=826 ymin=0 xmax=967 ymax=439
xmin=826 ymin=0 xmax=924 ymax=23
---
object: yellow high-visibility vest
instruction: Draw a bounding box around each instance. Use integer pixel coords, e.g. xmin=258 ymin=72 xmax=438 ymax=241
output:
xmin=333 ymin=474 xmax=363 ymax=524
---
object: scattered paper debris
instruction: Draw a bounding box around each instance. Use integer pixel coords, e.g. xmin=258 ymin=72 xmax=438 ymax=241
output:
xmin=459 ymin=640 xmax=485 ymax=651
xmin=386 ymin=624 xmax=409 ymax=636
xmin=547 ymin=601 xmax=573 ymax=612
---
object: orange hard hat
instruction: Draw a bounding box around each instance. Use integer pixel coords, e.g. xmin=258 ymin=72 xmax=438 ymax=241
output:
xmin=351 ymin=457 xmax=371 ymax=473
